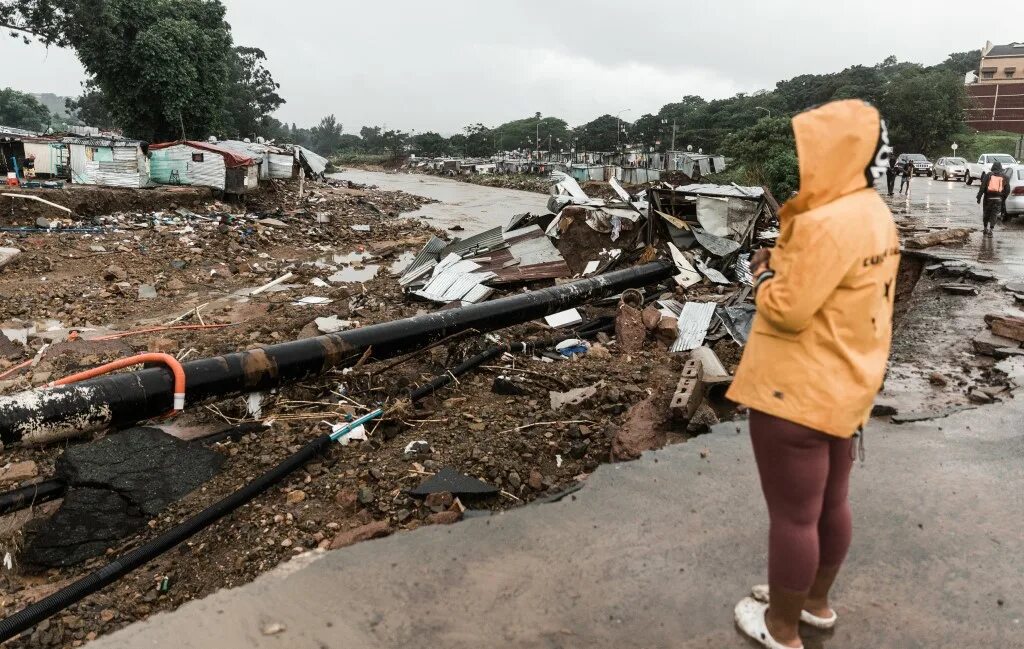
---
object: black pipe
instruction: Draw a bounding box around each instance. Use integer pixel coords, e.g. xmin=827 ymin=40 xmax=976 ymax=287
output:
xmin=0 ymin=260 xmax=674 ymax=447
xmin=0 ymin=480 xmax=66 ymax=516
xmin=0 ymin=333 xmax=555 ymax=643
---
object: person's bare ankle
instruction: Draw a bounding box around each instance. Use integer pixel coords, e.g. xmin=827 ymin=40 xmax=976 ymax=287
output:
xmin=765 ymin=607 xmax=802 ymax=648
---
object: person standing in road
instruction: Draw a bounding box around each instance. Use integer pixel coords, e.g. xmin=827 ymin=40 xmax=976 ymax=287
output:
xmin=898 ymin=157 xmax=913 ymax=194
xmin=976 ymin=160 xmax=1010 ymax=236
xmin=885 ymin=153 xmax=898 ymax=196
xmin=728 ymin=99 xmax=899 ymax=649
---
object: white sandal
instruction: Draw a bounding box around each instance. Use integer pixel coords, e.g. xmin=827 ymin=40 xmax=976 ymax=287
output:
xmin=751 ymin=584 xmax=838 ymax=630
xmin=734 ymin=597 xmax=804 ymax=649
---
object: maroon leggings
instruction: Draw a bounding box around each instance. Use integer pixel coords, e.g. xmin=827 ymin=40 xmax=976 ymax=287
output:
xmin=749 ymin=410 xmax=854 ymax=593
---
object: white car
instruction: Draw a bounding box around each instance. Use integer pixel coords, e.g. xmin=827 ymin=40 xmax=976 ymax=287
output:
xmin=965 ymin=153 xmax=1017 ymax=185
xmin=1006 ymin=165 xmax=1024 ymax=219
xmin=932 ymin=157 xmax=968 ymax=181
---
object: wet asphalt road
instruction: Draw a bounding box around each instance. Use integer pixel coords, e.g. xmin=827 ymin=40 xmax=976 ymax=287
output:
xmin=878 ymin=174 xmax=1024 ymax=278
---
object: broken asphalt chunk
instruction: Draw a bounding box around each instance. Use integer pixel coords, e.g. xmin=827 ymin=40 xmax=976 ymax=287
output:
xmin=940 ymin=284 xmax=979 ymax=296
xmin=409 ymin=467 xmax=499 ymax=498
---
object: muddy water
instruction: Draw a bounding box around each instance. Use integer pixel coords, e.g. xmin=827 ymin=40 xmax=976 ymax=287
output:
xmin=330 ymin=169 xmax=549 ymax=235
xmin=878 ymin=177 xmax=1024 ymax=278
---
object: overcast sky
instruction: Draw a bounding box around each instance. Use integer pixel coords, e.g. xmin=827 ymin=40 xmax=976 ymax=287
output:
xmin=2 ymin=0 xmax=1017 ymax=135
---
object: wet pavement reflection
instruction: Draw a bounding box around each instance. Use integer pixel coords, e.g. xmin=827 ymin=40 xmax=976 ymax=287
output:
xmin=877 ymin=175 xmax=1024 ymax=278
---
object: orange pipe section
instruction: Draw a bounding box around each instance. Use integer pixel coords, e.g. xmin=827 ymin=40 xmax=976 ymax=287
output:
xmin=47 ymin=353 xmax=187 ymax=411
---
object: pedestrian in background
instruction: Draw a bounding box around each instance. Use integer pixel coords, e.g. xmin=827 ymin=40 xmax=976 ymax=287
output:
xmin=898 ymin=158 xmax=913 ymax=194
xmin=729 ymin=99 xmax=899 ymax=649
xmin=976 ymin=160 xmax=1010 ymax=237
xmin=885 ymin=153 xmax=897 ymax=196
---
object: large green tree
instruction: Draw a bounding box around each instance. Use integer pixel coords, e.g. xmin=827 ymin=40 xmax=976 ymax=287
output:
xmin=0 ymin=87 xmax=50 ymax=130
xmin=411 ymin=131 xmax=448 ymax=157
xmin=492 ymin=114 xmax=569 ymax=154
xmin=309 ymin=114 xmax=343 ymax=155
xmin=3 ymin=0 xmax=283 ymax=141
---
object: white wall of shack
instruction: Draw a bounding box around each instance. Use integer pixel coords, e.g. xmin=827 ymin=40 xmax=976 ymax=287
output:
xmin=151 ymin=144 xmax=227 ymax=191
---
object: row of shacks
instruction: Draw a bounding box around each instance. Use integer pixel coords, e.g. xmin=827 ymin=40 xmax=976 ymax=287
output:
xmin=0 ymin=125 xmax=328 ymax=195
xmin=407 ymin=150 xmax=726 ymax=185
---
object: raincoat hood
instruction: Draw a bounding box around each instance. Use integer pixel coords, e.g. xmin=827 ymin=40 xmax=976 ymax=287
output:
xmin=780 ymin=99 xmax=890 ymax=219
xmin=992 ymin=160 xmax=1004 ymax=173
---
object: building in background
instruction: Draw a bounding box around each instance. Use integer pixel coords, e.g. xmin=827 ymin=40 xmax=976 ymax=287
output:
xmin=966 ymin=41 xmax=1024 ymax=134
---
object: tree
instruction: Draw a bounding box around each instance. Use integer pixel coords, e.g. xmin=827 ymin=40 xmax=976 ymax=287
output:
xmin=0 ymin=87 xmax=50 ymax=130
xmin=2 ymin=1 xmax=284 ymax=142
xmin=938 ymin=50 xmax=982 ymax=77
xmin=380 ymin=129 xmax=408 ymax=160
xmin=492 ymin=115 xmax=569 ymax=155
xmin=309 ymin=114 xmax=343 ymax=156
xmin=878 ymin=68 xmax=966 ymax=154
xmin=359 ymin=126 xmax=384 ymax=152
xmin=462 ymin=123 xmax=493 ymax=157
xmin=721 ymin=116 xmax=799 ymax=199
xmin=575 ymin=114 xmax=621 ymax=152
xmin=411 ymin=131 xmax=447 ymax=157
xmin=221 ymin=46 xmax=285 ymax=139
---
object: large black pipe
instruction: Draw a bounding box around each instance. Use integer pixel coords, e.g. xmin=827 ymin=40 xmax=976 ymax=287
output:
xmin=0 ymin=261 xmax=674 ymax=447
xmin=0 ymin=333 xmax=570 ymax=643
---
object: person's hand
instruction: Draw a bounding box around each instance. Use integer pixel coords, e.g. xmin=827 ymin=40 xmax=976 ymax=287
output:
xmin=750 ymin=248 xmax=772 ymax=276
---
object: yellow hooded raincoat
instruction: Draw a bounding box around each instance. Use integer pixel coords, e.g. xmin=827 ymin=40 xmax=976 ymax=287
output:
xmin=726 ymin=99 xmax=900 ymax=439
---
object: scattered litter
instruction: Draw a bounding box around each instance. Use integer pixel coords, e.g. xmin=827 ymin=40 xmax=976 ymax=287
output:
xmin=251 ymin=272 xmax=296 ymax=296
xmin=403 ymin=440 xmax=432 ymax=459
xmin=670 ymin=302 xmax=717 ymax=352
xmin=315 ymin=316 xmax=358 ymax=334
xmin=245 ymin=392 xmax=264 ymax=419
xmin=409 ymin=467 xmax=499 ymax=498
xmin=555 ymin=338 xmax=590 ymax=358
xmin=328 ymin=421 xmax=367 ymax=446
xmin=545 ymin=309 xmax=584 ymax=329
xmin=351 ymin=224 xmax=371 ymax=232
xmin=291 ymin=296 xmax=333 ymax=306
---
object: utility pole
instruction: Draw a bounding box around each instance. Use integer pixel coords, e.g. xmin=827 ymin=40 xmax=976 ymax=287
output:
xmin=671 ymin=118 xmax=677 ymax=152
xmin=535 ymin=112 xmax=541 ymax=162
xmin=616 ymin=108 xmax=632 ymax=153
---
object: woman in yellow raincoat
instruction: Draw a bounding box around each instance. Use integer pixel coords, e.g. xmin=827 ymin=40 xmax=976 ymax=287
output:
xmin=728 ymin=99 xmax=899 ymax=649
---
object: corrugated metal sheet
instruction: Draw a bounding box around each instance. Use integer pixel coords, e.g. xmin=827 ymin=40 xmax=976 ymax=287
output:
xmin=150 ymin=144 xmax=226 ymax=190
xmin=399 ymin=236 xmax=447 ymax=286
xmin=295 ymin=146 xmax=329 ymax=175
xmin=672 ymin=184 xmax=764 ymax=200
xmin=670 ymin=302 xmax=717 ymax=353
xmin=23 ymin=142 xmax=56 ymax=175
xmin=468 ymin=225 xmax=570 ymax=284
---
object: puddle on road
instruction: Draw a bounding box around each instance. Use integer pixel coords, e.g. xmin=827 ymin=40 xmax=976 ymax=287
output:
xmin=316 ymin=250 xmax=381 ymax=283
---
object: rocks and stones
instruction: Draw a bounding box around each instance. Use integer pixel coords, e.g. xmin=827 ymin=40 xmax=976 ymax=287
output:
xmin=0 ymin=330 xmax=25 ymax=361
xmin=655 ymin=317 xmax=679 ymax=346
xmin=403 ymin=440 xmax=432 ymax=460
xmin=967 ymin=389 xmax=994 ymax=404
xmin=0 ymin=460 xmax=39 ymax=486
xmin=615 ymin=303 xmax=646 ymax=353
xmin=1004 ymin=281 xmax=1024 ymax=294
xmin=257 ymin=218 xmax=288 ymax=229
xmin=549 ymin=381 xmax=604 ymax=411
xmin=169 ymin=259 xmax=188 ymax=270
xmin=103 ymin=265 xmax=128 ymax=282
xmin=409 ymin=467 xmax=498 ymax=499
xmin=932 ymin=260 xmax=971 ymax=278
xmin=686 ymin=401 xmax=720 ymax=434
xmin=328 ymin=520 xmax=392 ymax=550
xmin=973 ymin=330 xmax=1018 ymax=356
xmin=641 ymin=305 xmax=663 ymax=330
xmin=892 ymin=406 xmax=975 ymax=425
xmin=492 ymin=376 xmax=529 ymax=396
xmin=905 ymin=228 xmax=971 ymax=249
xmin=940 ymin=284 xmax=979 ymax=296
xmin=424 ymin=491 xmax=453 ymax=512
xmin=286 ymin=490 xmax=307 ymax=504
xmin=315 ymin=316 xmax=357 ymax=334
xmin=528 ymin=469 xmax=543 ymax=491
xmin=138 ymin=284 xmax=158 ymax=300
xmin=612 ymin=395 xmax=669 ymax=461
xmin=165 ymin=278 xmax=186 ymax=292
xmin=871 ymin=403 xmax=898 ymax=417
xmin=35 ymin=217 xmax=52 ymax=229
xmin=22 ymin=427 xmax=225 ymax=567
xmin=965 ymin=268 xmax=996 ymax=282
xmin=426 ymin=511 xmax=461 ymax=525
xmin=357 ymin=486 xmax=375 ymax=505
xmin=985 ymin=314 xmax=1024 ymax=343
xmin=928 ymin=372 xmax=949 ymax=387
xmin=993 ymin=347 xmax=1024 ymax=360
xmin=0 ymin=247 xmax=20 ymax=271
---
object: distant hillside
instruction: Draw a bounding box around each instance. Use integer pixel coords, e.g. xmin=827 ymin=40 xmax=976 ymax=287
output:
xmin=32 ymin=93 xmax=73 ymax=119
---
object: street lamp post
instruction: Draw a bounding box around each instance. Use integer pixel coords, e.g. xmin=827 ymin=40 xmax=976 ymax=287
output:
xmin=616 ymin=108 xmax=632 ymax=153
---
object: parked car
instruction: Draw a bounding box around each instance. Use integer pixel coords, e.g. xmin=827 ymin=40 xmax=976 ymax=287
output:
xmin=932 ymin=156 xmax=968 ymax=181
xmin=1005 ymin=165 xmax=1024 ymax=219
xmin=895 ymin=153 xmax=933 ymax=177
xmin=965 ymin=153 xmax=1018 ymax=185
